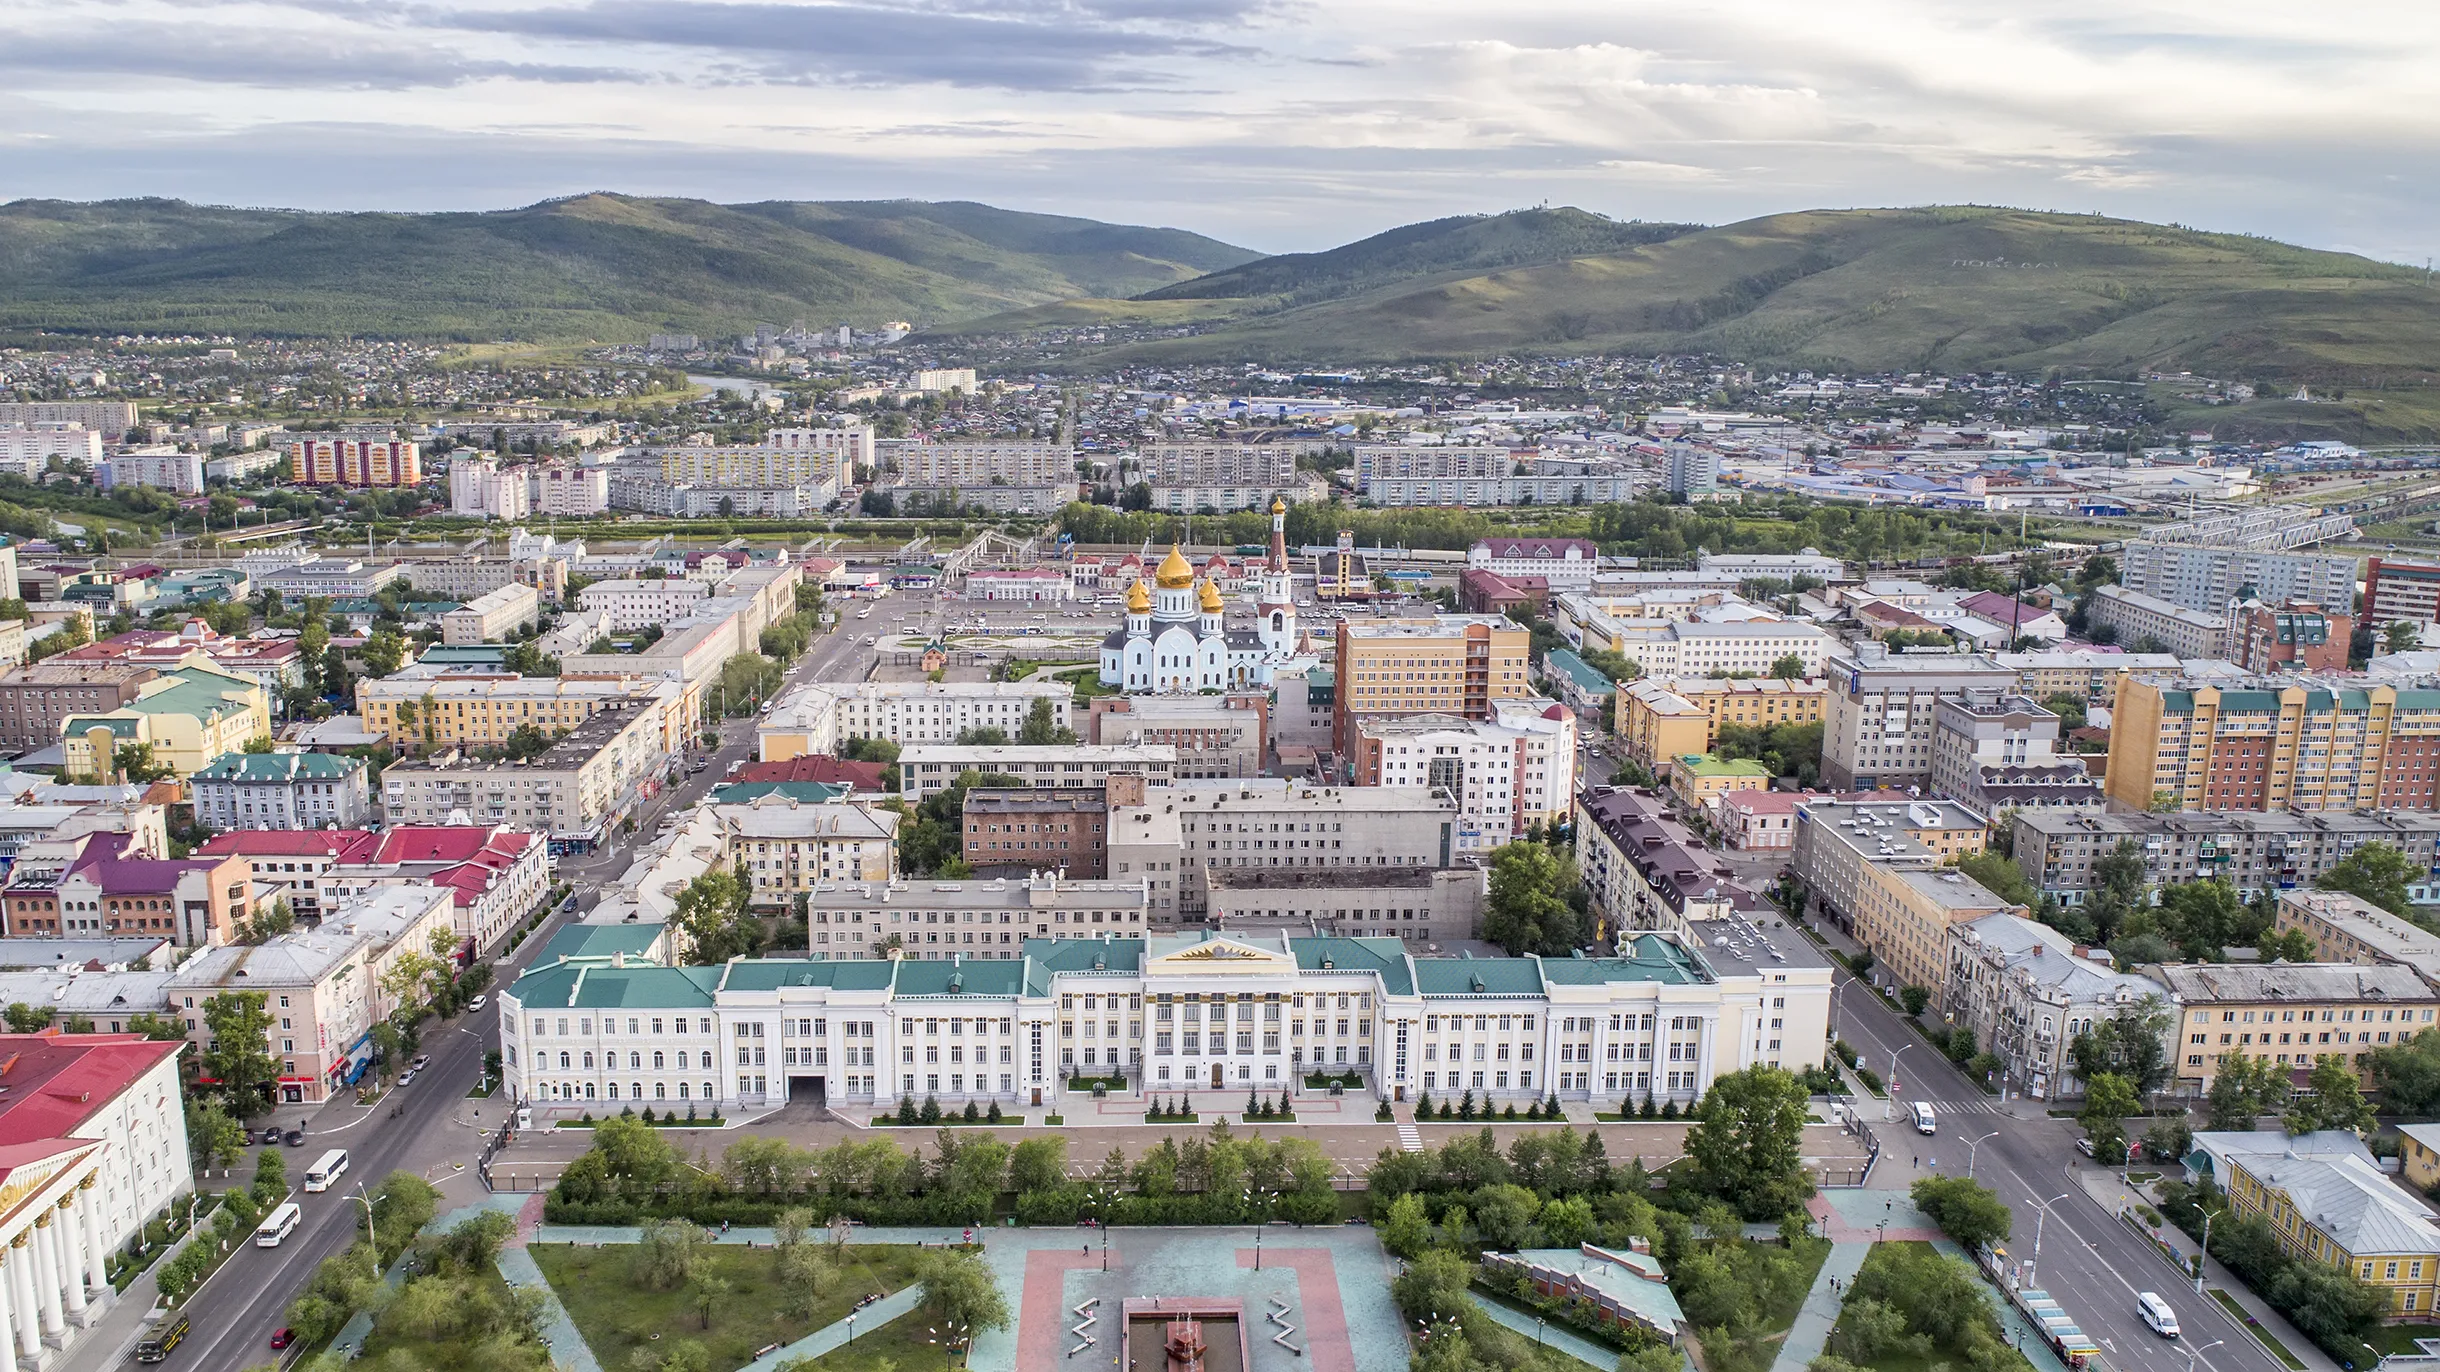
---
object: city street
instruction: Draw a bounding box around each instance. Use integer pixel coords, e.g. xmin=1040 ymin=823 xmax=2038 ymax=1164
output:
xmin=1824 ymin=959 xmax=2304 ymax=1372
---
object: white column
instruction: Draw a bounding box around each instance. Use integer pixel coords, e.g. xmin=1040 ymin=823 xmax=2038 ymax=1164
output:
xmin=52 ymin=1205 xmax=81 ymax=1320
xmin=8 ymin=1235 xmax=38 ymax=1360
xmin=29 ymin=1220 xmax=59 ymax=1336
xmin=75 ymin=1186 xmax=103 ymax=1298
xmin=0 ymin=1248 xmax=19 ymax=1370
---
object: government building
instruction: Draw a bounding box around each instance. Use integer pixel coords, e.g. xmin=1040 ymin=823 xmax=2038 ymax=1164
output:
xmin=499 ymin=911 xmax=1828 ymax=1114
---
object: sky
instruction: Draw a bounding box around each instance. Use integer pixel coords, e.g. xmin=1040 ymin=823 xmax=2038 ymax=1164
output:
xmin=4 ymin=0 xmax=2438 ymax=262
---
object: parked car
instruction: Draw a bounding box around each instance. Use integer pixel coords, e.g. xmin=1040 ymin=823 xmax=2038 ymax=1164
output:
xmin=261 ymin=1127 xmax=283 ymax=1146
xmin=271 ymin=1329 xmax=294 ymax=1350
xmin=397 ymin=1069 xmax=418 ymax=1086
xmin=410 ymin=1055 xmax=430 ymax=1072
xmin=282 ymin=1129 xmax=306 ymax=1147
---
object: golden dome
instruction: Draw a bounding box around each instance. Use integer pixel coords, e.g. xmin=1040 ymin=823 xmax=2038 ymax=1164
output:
xmin=1155 ymin=543 xmax=1195 ymax=588
xmin=1270 ymin=496 xmax=1287 ymax=515
xmin=1198 ymin=578 xmax=1224 ymax=612
xmin=1126 ymin=579 xmax=1152 ymax=612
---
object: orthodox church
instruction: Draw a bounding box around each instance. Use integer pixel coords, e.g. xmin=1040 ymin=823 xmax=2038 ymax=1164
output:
xmin=1100 ymin=498 xmax=1305 ymax=692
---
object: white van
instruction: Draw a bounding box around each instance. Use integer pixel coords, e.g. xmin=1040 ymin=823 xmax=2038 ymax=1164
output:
xmin=2137 ymin=1291 xmax=2180 ymax=1339
xmin=303 ymin=1148 xmax=349 ymax=1192
xmin=1911 ymin=1101 xmax=1938 ymax=1135
xmin=255 ymin=1202 xmax=302 ymax=1247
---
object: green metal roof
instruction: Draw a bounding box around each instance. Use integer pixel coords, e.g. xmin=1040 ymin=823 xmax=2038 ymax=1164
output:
xmin=711 ymin=781 xmax=853 ymax=805
xmin=118 ymin=666 xmax=261 ymax=724
xmin=1540 ymin=935 xmax=1710 ymax=986
xmin=894 ymin=959 xmax=1025 ymax=997
xmin=1022 ymin=938 xmax=1143 ymax=994
xmin=1542 ymin=649 xmax=1616 ymax=696
xmin=718 ymin=959 xmax=897 ymax=992
xmin=61 ymin=717 xmax=137 ymax=740
xmin=535 ymin=923 xmax=665 ymax=967
xmin=1411 ymin=954 xmax=1543 ymax=997
xmin=191 ymin=751 xmax=364 ymax=783
xmin=509 ymin=963 xmax=719 ymax=1009
xmin=1676 ymin=754 xmax=1772 ymax=778
xmin=1292 ymin=937 xmax=1416 ymax=996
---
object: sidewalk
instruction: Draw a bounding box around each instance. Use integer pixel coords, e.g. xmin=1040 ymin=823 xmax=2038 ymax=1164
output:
xmin=735 ymin=1283 xmax=926 ymax=1372
xmin=1467 ymin=1294 xmax=1621 ymax=1369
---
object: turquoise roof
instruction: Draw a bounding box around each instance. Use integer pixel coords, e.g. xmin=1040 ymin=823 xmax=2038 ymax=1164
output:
xmin=417 ymin=645 xmax=511 ymax=665
xmin=1543 ymin=649 xmax=1616 ymax=696
xmin=509 ymin=963 xmax=719 ymax=1009
xmin=192 ymin=751 xmax=364 ymax=783
xmin=1540 ymin=936 xmax=1711 ymax=986
xmin=1292 ymin=937 xmax=1416 ymax=996
xmin=1022 ymin=938 xmax=1143 ymax=995
xmin=718 ymin=960 xmax=897 ymax=992
xmin=1412 ymin=955 xmax=1543 ymax=996
xmin=711 ymin=781 xmax=852 ymax=805
xmin=61 ymin=717 xmax=137 ymax=740
xmin=535 ymin=924 xmax=664 ymax=967
xmin=894 ymin=959 xmax=1025 ymax=997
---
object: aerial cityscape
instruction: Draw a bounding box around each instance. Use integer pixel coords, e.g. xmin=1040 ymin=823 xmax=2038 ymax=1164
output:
xmin=5 ymin=6 xmax=2440 ymax=1372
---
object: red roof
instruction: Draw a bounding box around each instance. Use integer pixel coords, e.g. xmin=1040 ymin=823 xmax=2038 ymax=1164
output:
xmin=195 ymin=831 xmax=364 ymax=861
xmin=0 ymin=1033 xmax=183 ymax=1148
xmin=734 ymin=757 xmax=887 ymax=790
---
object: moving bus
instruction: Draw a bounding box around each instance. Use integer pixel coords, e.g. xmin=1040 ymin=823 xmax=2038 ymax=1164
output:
xmin=136 ymin=1311 xmax=190 ymax=1362
xmin=255 ymin=1202 xmax=302 ymax=1247
xmin=303 ymin=1149 xmax=348 ymax=1192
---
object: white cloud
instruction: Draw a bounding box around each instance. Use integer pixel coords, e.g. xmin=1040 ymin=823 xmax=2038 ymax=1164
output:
xmin=1 ymin=0 xmax=2436 ymax=261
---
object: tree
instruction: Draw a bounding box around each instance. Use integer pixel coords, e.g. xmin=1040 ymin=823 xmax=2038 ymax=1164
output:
xmin=1017 ymin=697 xmax=1075 ymax=745
xmin=687 ymin=1273 xmax=731 ymax=1330
xmin=185 ymin=1098 xmax=247 ymax=1168
xmin=637 ymin=1219 xmax=706 ymax=1289
xmin=2387 ymin=620 xmax=2422 ymax=655
xmin=2067 ymin=994 xmax=2174 ymax=1098
xmin=918 ymin=1247 xmax=1009 ymax=1338
xmin=671 ymin=866 xmax=762 ymax=964
xmin=1768 ymin=653 xmax=1806 ymax=680
xmin=1683 ymin=1066 xmax=1814 ymax=1219
xmin=1009 ymin=1136 xmax=1068 ymax=1195
xmin=1378 ymin=1191 xmax=1431 ymax=1259
xmin=2085 ymin=838 xmax=2152 ymax=943
xmin=2285 ymin=1054 xmax=2376 ymax=1137
xmin=363 ymin=629 xmax=406 ymax=679
xmin=1910 ymin=1176 xmax=2012 ymax=1250
xmin=2149 ymin=880 xmax=2247 ymax=961
xmin=1482 ymin=842 xmax=1587 ymax=956
xmin=1470 ymin=1182 xmax=1542 ymax=1251
xmin=366 ymin=1171 xmax=439 ymax=1259
xmin=1898 ymin=985 xmax=1931 ymax=1018
xmin=2079 ymin=1072 xmax=2139 ymax=1161
xmin=1955 ymin=851 xmax=2033 ymax=906
xmin=2206 ymin=1052 xmax=2294 ymax=1130
xmin=2318 ymin=842 xmax=2415 ymax=917
xmin=202 ymin=990 xmax=280 ymax=1106
xmin=2371 ymin=1029 xmax=2440 ymax=1118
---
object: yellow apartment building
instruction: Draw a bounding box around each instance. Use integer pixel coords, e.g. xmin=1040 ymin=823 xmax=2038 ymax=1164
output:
xmin=2107 ymin=677 xmax=2440 ymax=814
xmin=2154 ymin=963 xmax=2440 ymax=1091
xmin=2199 ymin=1129 xmax=2440 ymax=1317
xmin=1850 ymin=864 xmax=2020 ymax=1001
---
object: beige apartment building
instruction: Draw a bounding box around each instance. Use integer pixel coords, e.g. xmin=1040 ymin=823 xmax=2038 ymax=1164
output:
xmin=1333 ymin=615 xmax=1534 ymax=754
xmin=711 ymin=796 xmax=902 ymax=906
xmin=378 ymin=698 xmax=669 ymax=840
xmin=440 ymin=583 xmax=541 ymax=645
xmin=2155 ymin=963 xmax=2440 ymax=1091
xmin=357 ymin=671 xmax=681 ymax=754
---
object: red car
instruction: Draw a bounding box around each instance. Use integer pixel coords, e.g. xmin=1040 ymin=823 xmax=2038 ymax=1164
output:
xmin=270 ymin=1329 xmax=294 ymax=1350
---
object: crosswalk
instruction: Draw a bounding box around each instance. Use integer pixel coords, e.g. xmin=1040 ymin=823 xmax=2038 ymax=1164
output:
xmin=1919 ymin=1098 xmax=2005 ymax=1116
xmin=1396 ymin=1124 xmax=1424 ymax=1153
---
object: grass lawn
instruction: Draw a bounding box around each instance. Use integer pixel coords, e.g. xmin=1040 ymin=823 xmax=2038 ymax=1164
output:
xmin=2206 ymin=1290 xmax=2307 ymax=1371
xmin=2364 ymin=1323 xmax=2440 ymax=1358
xmin=1823 ymin=1241 xmax=2037 ymax=1372
xmin=360 ymin=1269 xmax=529 ymax=1372
xmin=776 ymin=1312 xmax=957 ymax=1371
xmin=1762 ymin=1237 xmax=1834 ymax=1335
xmin=531 ymin=1243 xmax=927 ymax=1372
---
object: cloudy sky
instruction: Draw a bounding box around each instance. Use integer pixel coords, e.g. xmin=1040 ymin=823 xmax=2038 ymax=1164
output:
xmin=4 ymin=0 xmax=2436 ymax=261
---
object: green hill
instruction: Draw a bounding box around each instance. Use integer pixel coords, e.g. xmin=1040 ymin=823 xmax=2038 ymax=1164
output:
xmin=1136 ymin=206 xmax=1700 ymax=307
xmin=0 ymin=194 xmax=1258 ymax=341
xmin=1022 ymin=207 xmax=2440 ymax=390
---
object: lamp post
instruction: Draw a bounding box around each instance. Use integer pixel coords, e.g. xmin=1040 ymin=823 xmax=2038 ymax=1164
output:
xmin=2030 ymin=1191 xmax=2072 ymax=1286
xmin=1243 ymin=1186 xmax=1275 ymax=1270
xmin=1886 ymin=1042 xmax=1912 ymax=1121
xmin=1964 ymin=1129 xmax=1999 ymax=1178
xmin=350 ymin=1186 xmax=383 ymax=1286
xmin=2182 ymin=1337 xmax=2224 ymax=1372
xmin=2195 ymin=1210 xmax=2217 ymax=1294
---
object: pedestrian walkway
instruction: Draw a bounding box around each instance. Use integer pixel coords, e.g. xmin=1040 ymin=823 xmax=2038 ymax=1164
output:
xmin=1467 ymin=1294 xmax=1622 ymax=1370
xmin=495 ymin=1245 xmax=603 ymax=1372
xmin=1396 ymin=1124 xmax=1423 ymax=1153
xmin=1771 ymin=1240 xmax=1872 ymax=1372
xmin=734 ymin=1283 xmax=926 ymax=1372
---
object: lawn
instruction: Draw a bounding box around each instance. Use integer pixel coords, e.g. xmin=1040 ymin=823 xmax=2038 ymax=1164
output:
xmin=777 ymin=1312 xmax=956 ymax=1371
xmin=2364 ymin=1322 xmax=2440 ymax=1359
xmin=531 ymin=1243 xmax=927 ymax=1372
xmin=360 ymin=1268 xmax=529 ymax=1372
xmin=2207 ymin=1289 xmax=2307 ymax=1371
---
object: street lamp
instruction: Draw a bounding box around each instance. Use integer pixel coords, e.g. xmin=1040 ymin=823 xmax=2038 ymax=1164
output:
xmin=2196 ymin=1209 xmax=2218 ymax=1294
xmin=2182 ymin=1337 xmax=2224 ymax=1372
xmin=1243 ymin=1186 xmax=1276 ymax=1271
xmin=2030 ymin=1191 xmax=2072 ymax=1286
xmin=1886 ymin=1042 xmax=1912 ymax=1121
xmin=1964 ymin=1129 xmax=1999 ymax=1178
xmin=350 ymin=1185 xmax=384 ymax=1286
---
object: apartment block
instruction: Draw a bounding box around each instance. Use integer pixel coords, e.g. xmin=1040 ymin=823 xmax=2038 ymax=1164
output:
xmin=170 ymin=931 xmax=371 ymax=1101
xmin=60 ymin=664 xmax=271 ymax=781
xmin=897 ymin=744 xmax=1177 ymax=803
xmin=535 ymin=465 xmax=610 ymax=516
xmin=288 ymin=437 xmax=422 ymax=487
xmin=1159 ymin=779 xmax=1460 ymax=923
xmin=379 ymin=699 xmax=668 ymax=841
xmin=357 ymin=670 xmax=679 ymax=754
xmin=712 ymin=796 xmax=901 ymax=906
xmin=1332 ymin=615 xmax=1534 ymax=754
xmin=764 ymin=424 xmax=875 ymax=482
xmin=655 ymin=445 xmax=847 ymax=489
xmin=1990 ymin=649 xmax=2188 ymax=703
xmin=1351 ymin=703 xmax=1576 ymax=852
xmin=2274 ymin=889 xmax=2440 ymax=986
xmin=2229 ymin=600 xmax=2351 ymax=673
xmin=449 ymin=456 xmax=531 ymax=520
xmin=402 ymin=553 xmax=569 ymax=604
xmin=190 ymin=751 xmax=373 ymax=831
xmin=1928 ymin=691 xmax=2099 ymax=813
xmin=2118 ymin=540 xmax=2358 ymax=615
xmin=1088 ymin=693 xmax=1269 ymax=780
xmin=1614 ymin=676 xmax=1826 ymax=770
xmin=1945 ymin=913 xmax=2171 ymax=1100
xmin=1364 ymin=473 xmax=1635 ymax=507
xmin=2368 ymin=557 xmax=2440 ymax=630
xmin=1576 ymin=786 xmax=1756 ymax=939
xmin=194 ymin=825 xmax=547 ymax=950
xmin=0 ymin=662 xmax=157 ymax=751
xmin=0 ymin=425 xmax=102 ymax=473
xmin=1351 ymin=446 xmax=1513 ymax=483
xmin=441 ymin=583 xmax=540 ymax=645
xmin=963 ymin=787 xmax=1111 ymax=877
xmin=578 ymin=577 xmax=710 ymax=632
xmin=2156 ymin=963 xmax=2438 ymax=1091
xmin=756 ymin=680 xmax=1073 ymax=758
xmin=1139 ymin=444 xmax=1299 ymax=505
xmin=0 ymin=402 xmax=138 ymax=439
xmin=2106 ymin=675 xmax=2440 ymax=813
xmin=2192 ymin=1130 xmax=2440 ymax=1318
xmin=99 ymin=449 xmax=204 ymax=494
xmin=1819 ymin=644 xmax=2016 ymax=790
xmin=1791 ymin=797 xmax=1991 ymax=995
xmin=1203 ymin=867 xmax=1484 ymax=946
xmin=884 ymin=440 xmax=1072 ymax=486
xmin=2086 ymin=586 xmax=2230 ymax=659
xmin=2011 ymin=808 xmax=2440 ymax=906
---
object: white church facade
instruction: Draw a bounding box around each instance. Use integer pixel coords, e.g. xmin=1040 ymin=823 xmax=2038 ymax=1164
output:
xmin=1100 ymin=498 xmax=1306 ymax=693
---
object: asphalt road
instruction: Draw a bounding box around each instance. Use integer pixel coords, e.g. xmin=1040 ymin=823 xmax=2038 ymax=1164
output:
xmin=1827 ymin=972 xmax=2280 ymax=1372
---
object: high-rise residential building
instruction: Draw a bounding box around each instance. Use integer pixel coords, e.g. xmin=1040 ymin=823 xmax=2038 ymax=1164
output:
xmin=0 ymin=425 xmax=103 ymax=474
xmin=655 ymin=445 xmax=846 ymax=489
xmin=882 ymin=440 xmax=1072 ymax=486
xmin=1818 ymin=644 xmax=2015 ymax=790
xmin=2011 ymin=808 xmax=2440 ymax=907
xmin=2118 ymin=540 xmax=2358 ymax=615
xmin=1332 ymin=614 xmax=1534 ymax=754
xmin=2367 ymin=558 xmax=2440 ymax=631
xmin=288 ymin=437 xmax=422 ymax=487
xmin=535 ymin=465 xmax=610 ymax=515
xmin=763 ymin=425 xmax=875 ymax=483
xmin=1788 ymin=797 xmax=2003 ymax=1002
xmin=2108 ymin=675 xmax=2440 ymax=813
xmin=2228 ymin=599 xmax=2351 ymax=673
xmin=0 ymin=402 xmax=139 ymax=440
xmin=1350 ymin=699 xmax=1576 ymax=847
xmin=448 ymin=456 xmax=530 ymax=520
xmin=1664 ymin=444 xmax=1719 ymax=496
xmin=1927 ymin=691 xmax=2099 ymax=813
xmin=98 ymin=449 xmax=204 ymax=494
xmin=1141 ymin=444 xmax=1299 ymax=488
